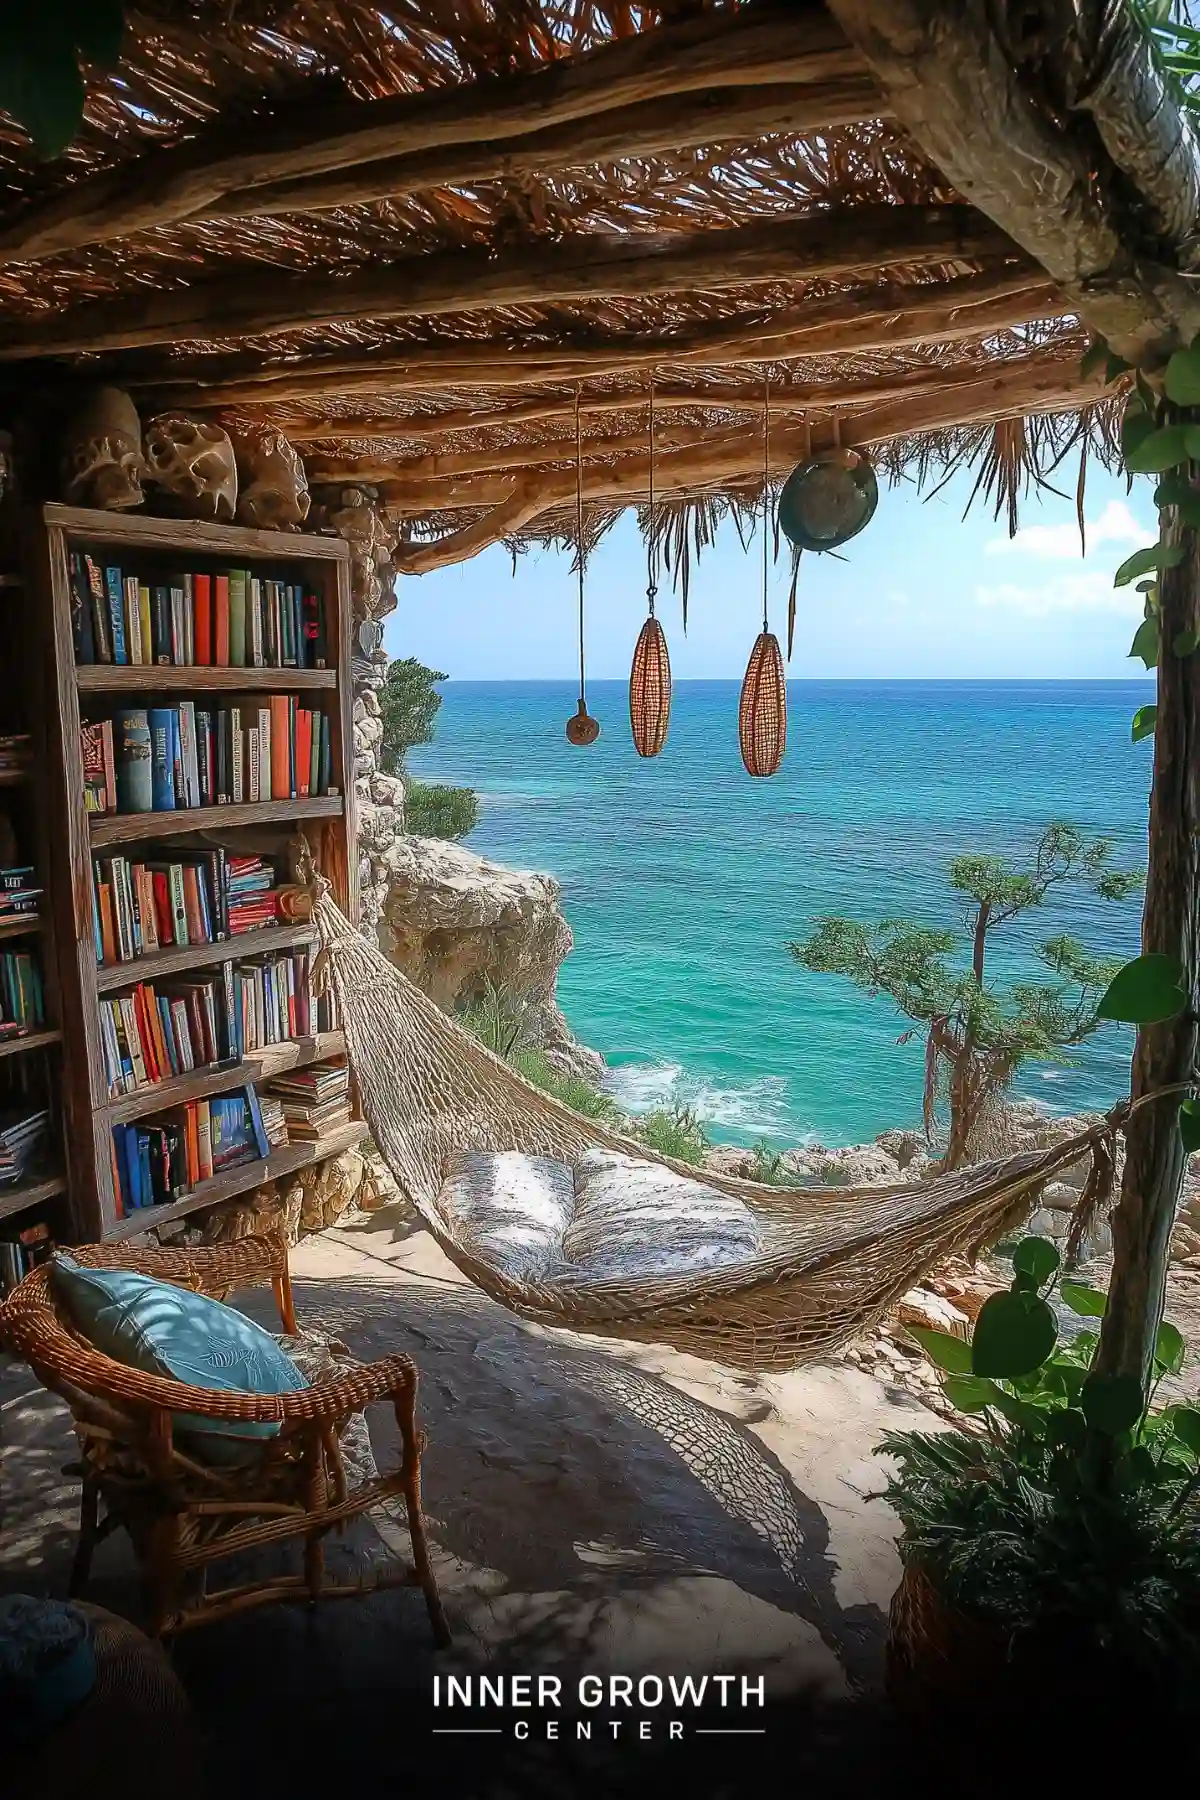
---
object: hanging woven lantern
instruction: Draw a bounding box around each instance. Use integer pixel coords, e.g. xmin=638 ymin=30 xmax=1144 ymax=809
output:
xmin=566 ymin=698 xmax=601 ymax=745
xmin=629 ymin=615 xmax=671 ymax=757
xmin=778 ymin=448 xmax=878 ymax=554
xmin=564 ymin=386 xmax=600 ymax=747
xmin=739 ymin=630 xmax=786 ymax=777
xmin=628 ymin=373 xmax=671 ymax=758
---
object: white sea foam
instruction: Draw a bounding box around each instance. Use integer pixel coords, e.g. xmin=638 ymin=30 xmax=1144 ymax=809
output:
xmin=605 ymin=1062 xmax=794 ymax=1137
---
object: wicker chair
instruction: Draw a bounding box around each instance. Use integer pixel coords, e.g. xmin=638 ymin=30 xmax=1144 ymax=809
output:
xmin=0 ymin=1232 xmax=450 ymax=1644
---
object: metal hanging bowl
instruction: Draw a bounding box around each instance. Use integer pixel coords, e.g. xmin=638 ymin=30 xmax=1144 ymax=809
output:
xmin=777 ymin=449 xmax=878 ymax=554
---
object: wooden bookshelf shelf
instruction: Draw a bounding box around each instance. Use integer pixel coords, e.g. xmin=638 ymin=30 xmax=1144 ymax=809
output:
xmin=78 ymin=665 xmax=339 ymax=694
xmin=105 ymin=1028 xmax=346 ymax=1125
xmin=0 ymin=1026 xmax=60 ymax=1061
xmin=89 ymin=794 xmax=343 ymax=847
xmin=95 ymin=921 xmax=318 ymax=993
xmin=0 ymin=768 xmax=31 ymax=786
xmin=27 ymin=502 xmax=357 ymax=1242
xmin=104 ymin=1119 xmax=368 ymax=1242
xmin=0 ymin=1173 xmax=67 ymax=1223
xmin=0 ymin=915 xmax=41 ymax=939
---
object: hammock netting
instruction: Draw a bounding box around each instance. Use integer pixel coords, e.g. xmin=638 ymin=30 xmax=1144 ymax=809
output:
xmin=311 ymin=888 xmax=1113 ymax=1372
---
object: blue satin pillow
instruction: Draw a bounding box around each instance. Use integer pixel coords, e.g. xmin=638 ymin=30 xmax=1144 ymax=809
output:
xmin=51 ymin=1254 xmax=306 ymax=1463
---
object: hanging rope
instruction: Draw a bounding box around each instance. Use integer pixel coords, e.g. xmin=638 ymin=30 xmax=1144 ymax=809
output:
xmin=575 ymin=384 xmax=586 ymax=704
xmin=761 ymin=372 xmax=771 ymax=633
xmin=647 ymin=369 xmax=657 ymax=617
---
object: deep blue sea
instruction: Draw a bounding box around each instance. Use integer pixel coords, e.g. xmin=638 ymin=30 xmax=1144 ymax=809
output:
xmin=407 ymin=680 xmax=1156 ymax=1149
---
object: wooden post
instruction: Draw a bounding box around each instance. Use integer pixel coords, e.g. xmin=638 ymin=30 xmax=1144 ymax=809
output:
xmin=1095 ymin=514 xmax=1200 ymax=1385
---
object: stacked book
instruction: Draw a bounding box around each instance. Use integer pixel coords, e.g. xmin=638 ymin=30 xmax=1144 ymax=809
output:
xmin=82 ymin=699 xmax=335 ymax=816
xmin=258 ymin=1090 xmax=289 ymax=1149
xmin=0 ymin=950 xmax=45 ymax=1040
xmin=262 ymin=1060 xmax=352 ymax=1143
xmin=0 ymin=866 xmax=42 ymax=922
xmin=97 ymin=946 xmax=338 ymax=1099
xmin=91 ymin=850 xmax=287 ymax=966
xmin=70 ymin=551 xmax=329 ymax=670
xmin=0 ymin=1220 xmax=53 ymax=1293
xmin=0 ymin=733 xmax=32 ymax=775
xmin=111 ymin=1085 xmax=271 ymax=1216
xmin=0 ymin=1104 xmax=50 ymax=1184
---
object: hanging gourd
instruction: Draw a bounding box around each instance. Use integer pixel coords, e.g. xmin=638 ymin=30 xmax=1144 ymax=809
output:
xmin=778 ymin=441 xmax=878 ymax=554
xmin=629 ymin=372 xmax=671 ymax=758
xmin=565 ymin=387 xmax=600 ymax=746
xmin=739 ymin=375 xmax=786 ymax=778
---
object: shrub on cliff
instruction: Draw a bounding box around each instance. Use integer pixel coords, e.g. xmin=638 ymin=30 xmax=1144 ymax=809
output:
xmin=405 ymin=778 xmax=479 ymax=841
xmin=379 ymin=655 xmax=477 ymax=841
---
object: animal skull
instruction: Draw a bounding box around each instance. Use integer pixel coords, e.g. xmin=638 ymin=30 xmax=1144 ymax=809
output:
xmin=144 ymin=414 xmax=238 ymax=522
xmin=234 ymin=429 xmax=311 ymax=531
xmin=60 ymin=386 xmax=147 ymax=511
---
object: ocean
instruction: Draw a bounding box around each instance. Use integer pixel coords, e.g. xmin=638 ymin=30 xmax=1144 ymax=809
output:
xmin=406 ymin=679 xmax=1156 ymax=1150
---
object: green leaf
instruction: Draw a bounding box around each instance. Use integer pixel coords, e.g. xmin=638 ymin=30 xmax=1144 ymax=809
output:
xmin=1154 ymin=1319 xmax=1186 ymax=1374
xmin=1081 ymin=1372 xmax=1145 ymax=1435
xmin=70 ymin=0 xmax=125 ymax=67
xmin=1185 ymin=423 xmax=1200 ymax=460
xmin=1180 ymin=1098 xmax=1200 ymax=1153
xmin=1130 ymin=616 xmax=1160 ymax=667
xmin=1124 ymin=425 xmax=1191 ymax=473
xmin=1113 ymin=543 xmax=1184 ymax=587
xmin=1011 ymin=1236 xmax=1060 ymax=1289
xmin=1132 ymin=703 xmax=1158 ymax=742
xmin=1173 ymin=629 xmax=1200 ymax=657
xmin=987 ymin=1387 xmax=1051 ymax=1434
xmin=1172 ymin=1408 xmax=1200 ymax=1453
xmin=971 ymin=1289 xmax=1058 ymax=1379
xmin=1046 ymin=1408 xmax=1087 ymax=1451
xmin=1165 ymin=344 xmax=1200 ymax=404
xmin=907 ymin=1326 xmax=973 ymax=1374
xmin=1121 ymin=405 xmax=1154 ymax=461
xmin=941 ymin=1374 xmax=1001 ymax=1414
xmin=1060 ymin=1282 xmax=1108 ymax=1317
xmin=1096 ymin=952 xmax=1186 ymax=1023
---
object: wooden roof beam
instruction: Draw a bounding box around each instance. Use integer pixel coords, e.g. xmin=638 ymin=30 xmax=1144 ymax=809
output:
xmin=0 ymin=1 xmax=861 ymax=267
xmin=824 ymin=0 xmax=1200 ymax=365
xmin=390 ymin=350 xmax=1104 ymax=571
xmin=126 ymin=267 xmax=1061 ymax=412
xmin=0 ymin=205 xmax=1020 ymax=361
xmin=200 ymin=79 xmax=887 ymax=224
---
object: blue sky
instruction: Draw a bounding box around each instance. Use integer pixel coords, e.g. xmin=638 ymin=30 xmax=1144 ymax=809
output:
xmin=386 ymin=463 xmax=1157 ymax=680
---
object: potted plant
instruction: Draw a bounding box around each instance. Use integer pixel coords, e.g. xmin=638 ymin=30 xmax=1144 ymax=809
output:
xmin=878 ymin=1235 xmax=1200 ymax=1730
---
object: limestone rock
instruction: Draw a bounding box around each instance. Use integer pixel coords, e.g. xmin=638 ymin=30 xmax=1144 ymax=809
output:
xmin=875 ymin=1128 xmax=926 ymax=1170
xmin=895 ymin=1287 xmax=970 ymax=1334
xmin=358 ymin=1144 xmax=406 ymax=1212
xmin=298 ymin=1147 xmax=366 ymax=1232
xmin=379 ymin=834 xmax=602 ymax=1079
xmin=1040 ymin=1180 xmax=1079 ymax=1212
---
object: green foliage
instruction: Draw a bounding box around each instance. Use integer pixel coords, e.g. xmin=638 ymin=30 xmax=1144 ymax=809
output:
xmin=789 ymin=823 xmax=1141 ymax=1156
xmin=633 ymin=1104 xmax=710 ymax=1165
xmin=0 ymin=0 xmax=123 ymax=159
xmin=404 ymin=778 xmax=479 ymax=841
xmin=1096 ymin=951 xmax=1187 ymax=1023
xmin=1113 ymin=542 xmax=1184 ymax=586
xmin=1132 ymin=702 xmax=1158 ymax=742
xmin=379 ymin=657 xmax=448 ymax=775
xmin=1181 ymin=1099 xmax=1200 ymax=1153
xmin=510 ymin=1048 xmax=621 ymax=1123
xmin=745 ymin=1141 xmax=795 ymax=1185
xmin=1130 ymin=615 xmax=1161 ymax=668
xmin=884 ymin=1236 xmax=1200 ymax=1695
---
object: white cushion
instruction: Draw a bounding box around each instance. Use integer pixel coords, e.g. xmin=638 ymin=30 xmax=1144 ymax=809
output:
xmin=435 ymin=1146 xmax=761 ymax=1286
xmin=438 ymin=1151 xmax=573 ymax=1281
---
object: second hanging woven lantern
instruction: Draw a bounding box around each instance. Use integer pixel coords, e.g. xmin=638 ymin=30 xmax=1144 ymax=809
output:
xmin=565 ymin=387 xmax=600 ymax=746
xmin=739 ymin=376 xmax=786 ymax=778
xmin=629 ymin=373 xmax=671 ymax=757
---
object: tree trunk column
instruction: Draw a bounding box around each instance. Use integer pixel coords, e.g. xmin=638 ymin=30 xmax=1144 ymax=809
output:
xmin=1097 ymin=518 xmax=1200 ymax=1384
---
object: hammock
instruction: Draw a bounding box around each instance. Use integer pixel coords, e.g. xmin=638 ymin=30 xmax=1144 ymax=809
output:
xmin=308 ymin=885 xmax=1116 ymax=1372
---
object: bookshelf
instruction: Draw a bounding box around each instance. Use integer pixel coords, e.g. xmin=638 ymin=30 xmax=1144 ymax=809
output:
xmin=26 ymin=502 xmax=364 ymax=1244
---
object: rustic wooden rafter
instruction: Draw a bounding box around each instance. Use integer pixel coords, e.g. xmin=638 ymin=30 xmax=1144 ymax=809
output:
xmin=0 ymin=204 xmax=1016 ymax=361
xmin=198 ymin=79 xmax=887 ymax=223
xmin=0 ymin=1 xmax=860 ymax=267
xmin=128 ymin=268 xmax=1060 ymax=412
xmin=391 ymin=352 xmax=1102 ymax=572
xmin=824 ymin=0 xmax=1200 ymax=364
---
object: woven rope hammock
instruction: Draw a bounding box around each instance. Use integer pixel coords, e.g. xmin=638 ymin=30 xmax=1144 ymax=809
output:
xmin=308 ymin=885 xmax=1123 ymax=1372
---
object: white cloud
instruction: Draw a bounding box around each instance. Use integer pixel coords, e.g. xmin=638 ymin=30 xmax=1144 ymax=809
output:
xmin=975 ymin=570 xmax=1143 ymax=618
xmin=984 ymin=498 xmax=1150 ymax=561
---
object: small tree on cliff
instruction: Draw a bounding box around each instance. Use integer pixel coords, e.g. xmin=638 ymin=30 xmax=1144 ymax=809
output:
xmin=789 ymin=822 xmax=1144 ymax=1169
xmin=378 ymin=655 xmax=479 ymax=842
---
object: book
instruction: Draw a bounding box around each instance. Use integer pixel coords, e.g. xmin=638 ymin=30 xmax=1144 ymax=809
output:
xmin=85 ymin=556 xmax=112 ymax=663
xmin=229 ymin=569 xmax=247 ymax=668
xmin=68 ymin=552 xmax=96 ymax=664
xmin=113 ymin=707 xmax=153 ymax=813
xmin=104 ymin=566 xmax=128 ymax=665
xmin=194 ymin=572 xmax=212 ymax=666
xmin=147 ymin=709 xmax=177 ymax=812
xmin=69 ymin=557 xmax=328 ymax=671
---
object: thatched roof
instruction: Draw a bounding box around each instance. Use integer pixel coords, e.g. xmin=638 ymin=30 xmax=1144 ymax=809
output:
xmin=0 ymin=0 xmax=1165 ymax=571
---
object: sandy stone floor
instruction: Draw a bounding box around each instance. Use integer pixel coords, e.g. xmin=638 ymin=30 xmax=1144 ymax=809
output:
xmin=0 ymin=1207 xmax=946 ymax=1797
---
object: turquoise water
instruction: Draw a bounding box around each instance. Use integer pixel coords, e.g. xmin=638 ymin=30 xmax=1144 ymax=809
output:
xmin=407 ymin=680 xmax=1155 ymax=1148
